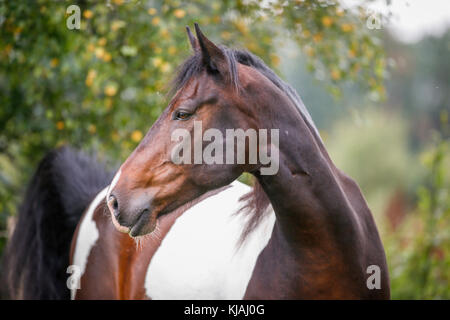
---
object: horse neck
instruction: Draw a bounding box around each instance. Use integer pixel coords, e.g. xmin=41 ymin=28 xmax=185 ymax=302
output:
xmin=253 ymin=88 xmax=367 ymax=257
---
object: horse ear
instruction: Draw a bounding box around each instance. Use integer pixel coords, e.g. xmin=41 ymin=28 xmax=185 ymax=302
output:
xmin=194 ymin=23 xmax=229 ymax=76
xmin=186 ymin=26 xmax=199 ymax=52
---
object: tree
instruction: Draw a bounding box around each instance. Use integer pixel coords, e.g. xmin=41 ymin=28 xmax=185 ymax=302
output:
xmin=0 ymin=0 xmax=386 ymax=254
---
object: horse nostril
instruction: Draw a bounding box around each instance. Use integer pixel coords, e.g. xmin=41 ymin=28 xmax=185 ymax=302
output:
xmin=108 ymin=194 xmax=120 ymax=218
xmin=112 ymin=198 xmax=118 ymax=211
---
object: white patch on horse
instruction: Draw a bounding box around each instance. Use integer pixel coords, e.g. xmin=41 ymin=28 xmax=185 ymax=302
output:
xmin=106 ymin=169 xmax=121 ymax=202
xmin=71 ymin=187 xmax=107 ymax=300
xmin=145 ymin=180 xmax=276 ymax=299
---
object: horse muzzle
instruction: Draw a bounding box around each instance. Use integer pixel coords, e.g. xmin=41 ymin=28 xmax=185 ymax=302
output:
xmin=107 ymin=192 xmax=156 ymax=237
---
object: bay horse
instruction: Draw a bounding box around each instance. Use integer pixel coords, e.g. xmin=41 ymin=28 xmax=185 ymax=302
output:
xmin=1 ymin=24 xmax=389 ymax=299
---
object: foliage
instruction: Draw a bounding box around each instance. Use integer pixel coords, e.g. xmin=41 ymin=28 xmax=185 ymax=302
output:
xmin=325 ymin=108 xmax=423 ymax=218
xmin=326 ymin=110 xmax=450 ymax=299
xmin=386 ymin=129 xmax=450 ymax=299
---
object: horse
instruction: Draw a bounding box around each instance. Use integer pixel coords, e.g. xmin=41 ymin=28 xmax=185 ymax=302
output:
xmin=1 ymin=24 xmax=390 ymax=299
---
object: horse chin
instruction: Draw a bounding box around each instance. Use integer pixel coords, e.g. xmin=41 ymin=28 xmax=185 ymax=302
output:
xmin=129 ymin=211 xmax=157 ymax=238
xmin=110 ymin=205 xmax=158 ymax=238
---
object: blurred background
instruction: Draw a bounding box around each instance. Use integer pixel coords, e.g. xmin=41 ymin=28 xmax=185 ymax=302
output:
xmin=0 ymin=0 xmax=448 ymax=299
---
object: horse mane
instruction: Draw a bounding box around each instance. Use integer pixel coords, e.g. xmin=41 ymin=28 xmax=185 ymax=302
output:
xmin=171 ymin=45 xmax=321 ymax=244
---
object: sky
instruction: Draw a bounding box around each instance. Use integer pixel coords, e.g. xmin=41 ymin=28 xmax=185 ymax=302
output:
xmin=343 ymin=0 xmax=450 ymax=43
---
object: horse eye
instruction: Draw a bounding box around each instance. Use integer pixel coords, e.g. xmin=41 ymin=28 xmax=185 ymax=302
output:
xmin=173 ymin=110 xmax=192 ymax=121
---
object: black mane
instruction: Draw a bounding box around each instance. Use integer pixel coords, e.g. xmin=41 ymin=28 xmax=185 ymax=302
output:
xmin=172 ymin=47 xmax=293 ymax=95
